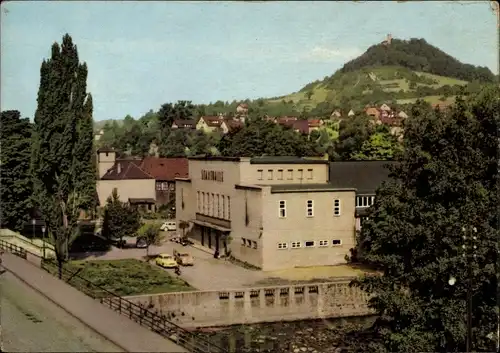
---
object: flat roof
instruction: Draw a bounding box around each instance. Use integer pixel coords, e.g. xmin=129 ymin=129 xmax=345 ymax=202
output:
xmin=250 ymin=156 xmax=328 ymax=165
xmin=269 ymin=184 xmax=356 ymax=194
xmin=188 ymin=156 xmax=241 ymax=162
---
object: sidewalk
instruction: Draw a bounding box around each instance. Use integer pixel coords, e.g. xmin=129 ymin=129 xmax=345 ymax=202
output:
xmin=2 ymin=252 xmax=187 ymax=353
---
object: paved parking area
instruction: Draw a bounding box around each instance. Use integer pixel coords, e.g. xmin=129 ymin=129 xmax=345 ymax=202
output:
xmin=71 ymin=232 xmax=367 ymax=291
xmin=72 ymin=234 xmax=266 ymax=291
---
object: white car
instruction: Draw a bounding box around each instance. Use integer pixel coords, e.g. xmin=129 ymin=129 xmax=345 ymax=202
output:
xmin=160 ymin=221 xmax=177 ymax=231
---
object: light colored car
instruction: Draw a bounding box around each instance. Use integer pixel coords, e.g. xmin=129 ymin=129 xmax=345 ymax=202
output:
xmin=174 ymin=251 xmax=194 ymax=266
xmin=160 ymin=221 xmax=177 ymax=231
xmin=155 ymin=254 xmax=178 ymax=268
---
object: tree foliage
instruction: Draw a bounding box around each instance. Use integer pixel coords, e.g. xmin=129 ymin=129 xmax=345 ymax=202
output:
xmin=217 ymin=118 xmax=321 ymax=157
xmin=31 ymin=34 xmax=96 ymax=277
xmin=345 ymin=86 xmax=499 ymax=352
xmin=341 ymin=38 xmax=495 ymax=83
xmin=102 ymin=188 xmax=141 ymax=245
xmin=137 ymin=222 xmax=164 ymax=255
xmin=0 ymin=110 xmax=33 ymax=231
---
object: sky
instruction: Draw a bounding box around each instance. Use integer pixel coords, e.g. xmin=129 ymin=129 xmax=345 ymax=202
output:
xmin=1 ymin=1 xmax=498 ymax=122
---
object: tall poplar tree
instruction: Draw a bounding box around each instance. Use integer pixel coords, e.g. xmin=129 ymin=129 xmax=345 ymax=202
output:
xmin=31 ymin=34 xmax=95 ymax=277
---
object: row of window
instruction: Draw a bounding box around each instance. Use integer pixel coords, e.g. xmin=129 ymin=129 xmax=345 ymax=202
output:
xmin=257 ymin=168 xmax=314 ymax=181
xmin=277 ymin=239 xmax=342 ymax=249
xmin=241 ymin=238 xmax=258 ymax=249
xmin=196 ymin=191 xmax=231 ymax=220
xmin=156 ymin=182 xmax=175 ymax=191
xmin=356 ymin=196 xmax=375 ymax=208
xmin=278 ymin=199 xmax=341 ymax=218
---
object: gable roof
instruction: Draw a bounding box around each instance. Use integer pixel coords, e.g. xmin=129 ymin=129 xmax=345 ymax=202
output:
xmin=140 ymin=157 xmax=189 ymax=181
xmin=172 ymin=119 xmax=196 ymax=128
xmin=329 ymin=161 xmax=398 ymax=194
xmin=101 ymin=160 xmax=154 ymax=180
xmin=200 ymin=116 xmax=223 ymax=127
xmin=291 ymin=120 xmax=309 ymax=134
xmin=222 ymin=119 xmax=243 ymax=131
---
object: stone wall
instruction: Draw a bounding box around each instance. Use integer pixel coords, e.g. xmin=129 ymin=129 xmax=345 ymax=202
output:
xmin=125 ymin=281 xmax=374 ymax=328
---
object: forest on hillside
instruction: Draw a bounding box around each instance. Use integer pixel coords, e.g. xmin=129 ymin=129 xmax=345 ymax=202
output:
xmin=340 ymin=38 xmax=495 ymax=83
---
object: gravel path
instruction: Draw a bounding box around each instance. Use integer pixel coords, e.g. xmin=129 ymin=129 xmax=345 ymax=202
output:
xmin=0 ymin=272 xmax=123 ymax=352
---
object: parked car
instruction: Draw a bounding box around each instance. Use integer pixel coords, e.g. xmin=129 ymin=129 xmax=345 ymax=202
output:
xmin=174 ymin=250 xmax=194 ymax=266
xmin=155 ymin=254 xmax=178 ymax=268
xmin=136 ymin=238 xmax=147 ymax=248
xmin=160 ymin=221 xmax=177 ymax=231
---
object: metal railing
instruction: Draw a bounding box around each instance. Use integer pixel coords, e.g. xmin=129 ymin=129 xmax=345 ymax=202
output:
xmin=1 ymin=240 xmax=227 ymax=353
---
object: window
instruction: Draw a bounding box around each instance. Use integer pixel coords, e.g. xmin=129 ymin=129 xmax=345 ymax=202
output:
xmin=306 ymin=200 xmax=314 ymax=217
xmin=287 ymin=169 xmax=293 ymax=180
xmin=298 ymin=169 xmax=303 ymax=180
xmin=215 ymin=194 xmax=219 ymax=218
xmin=279 ymin=200 xmax=286 ymax=218
xmin=332 ymin=239 xmax=342 ymax=246
xmin=218 ymin=195 xmax=222 ymax=218
xmin=246 ymin=239 xmax=252 ymax=247
xmin=267 ymin=169 xmax=273 ymax=180
xmin=252 ymin=241 xmax=257 ymax=249
xmin=227 ymin=196 xmax=231 ymax=219
xmin=211 ymin=193 xmax=215 ymax=216
xmin=277 ymin=242 xmax=288 ymax=249
xmin=197 ymin=191 xmax=200 ymax=212
xmin=156 ymin=182 xmax=162 ymax=191
xmin=307 ymin=169 xmax=313 ymax=180
xmin=305 ymin=241 xmax=315 ymax=247
xmin=241 ymin=238 xmax=246 ymax=246
xmin=334 ymin=199 xmax=341 ymax=216
xmin=202 ymin=192 xmax=206 ymax=214
xmin=257 ymin=169 xmax=263 ymax=180
xmin=357 ymin=196 xmax=375 ymax=208
xmin=291 ymin=241 xmax=302 ymax=249
xmin=319 ymin=240 xmax=329 ymax=247
xmin=222 ymin=195 xmax=225 ymax=219
xmin=277 ymin=169 xmax=283 ymax=180
xmin=161 ymin=182 xmax=168 ymax=190
xmin=169 ymin=183 xmax=175 ymax=191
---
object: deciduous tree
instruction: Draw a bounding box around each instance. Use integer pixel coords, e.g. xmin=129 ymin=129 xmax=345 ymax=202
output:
xmin=345 ymin=87 xmax=499 ymax=353
xmin=0 ymin=110 xmax=33 ymax=231
xmin=102 ymin=188 xmax=141 ymax=246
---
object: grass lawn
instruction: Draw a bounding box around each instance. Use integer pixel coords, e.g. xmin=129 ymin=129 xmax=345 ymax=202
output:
xmin=44 ymin=259 xmax=194 ymax=297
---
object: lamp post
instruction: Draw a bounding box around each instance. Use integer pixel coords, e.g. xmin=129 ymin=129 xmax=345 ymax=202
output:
xmin=41 ymin=225 xmax=46 ymax=259
xmin=31 ymin=218 xmax=36 ymax=242
xmin=462 ymin=225 xmax=477 ymax=353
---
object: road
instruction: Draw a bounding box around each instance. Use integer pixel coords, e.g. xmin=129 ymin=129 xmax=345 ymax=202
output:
xmin=0 ymin=271 xmax=123 ymax=352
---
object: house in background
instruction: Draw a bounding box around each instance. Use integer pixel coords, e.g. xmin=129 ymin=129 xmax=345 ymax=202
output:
xmin=94 ymin=129 xmax=104 ymax=141
xmin=196 ymin=116 xmax=223 ymax=133
xmin=171 ymin=119 xmax=196 ymax=130
xmin=221 ymin=119 xmax=244 ymax=134
xmin=330 ymin=110 xmax=342 ymax=119
xmin=96 ymin=148 xmax=156 ymax=212
xmin=307 ymin=118 xmax=323 ymax=133
xmin=365 ymin=107 xmax=381 ymax=119
xmin=236 ymin=103 xmax=249 ymax=115
xmin=140 ymin=157 xmax=189 ymax=206
xmin=347 ymin=109 xmax=356 ymax=117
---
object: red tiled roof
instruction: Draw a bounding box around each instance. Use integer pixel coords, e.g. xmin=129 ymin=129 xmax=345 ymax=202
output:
xmin=292 ymin=120 xmax=309 ymax=134
xmin=308 ymin=118 xmax=322 ymax=127
xmin=238 ymin=103 xmax=249 ymax=109
xmin=140 ymin=157 xmax=189 ymax=181
xmin=172 ymin=119 xmax=196 ymax=128
xmin=101 ymin=160 xmax=154 ymax=180
xmin=200 ymin=116 xmax=223 ymax=127
xmin=276 ymin=116 xmax=298 ymax=125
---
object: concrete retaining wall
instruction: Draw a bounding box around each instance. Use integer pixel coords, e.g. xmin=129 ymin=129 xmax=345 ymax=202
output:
xmin=125 ymin=281 xmax=374 ymax=327
xmin=0 ymin=229 xmax=55 ymax=259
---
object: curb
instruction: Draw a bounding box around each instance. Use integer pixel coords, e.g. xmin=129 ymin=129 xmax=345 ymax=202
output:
xmin=3 ymin=264 xmax=128 ymax=353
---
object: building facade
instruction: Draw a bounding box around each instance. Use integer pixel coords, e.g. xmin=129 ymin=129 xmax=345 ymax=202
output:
xmin=176 ymin=156 xmax=357 ymax=271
